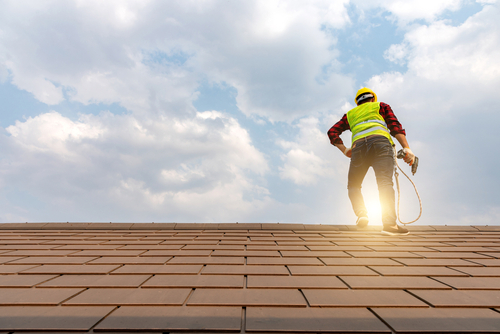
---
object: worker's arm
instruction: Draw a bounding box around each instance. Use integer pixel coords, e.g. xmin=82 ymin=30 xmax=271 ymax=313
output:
xmin=327 ymin=114 xmax=351 ymax=157
xmin=380 ymin=103 xmax=406 ymax=137
xmin=394 ymin=133 xmax=415 ymax=166
xmin=379 ymin=103 xmax=414 ymax=165
xmin=394 ymin=133 xmax=410 ymax=149
xmin=334 ymin=143 xmax=351 ymax=158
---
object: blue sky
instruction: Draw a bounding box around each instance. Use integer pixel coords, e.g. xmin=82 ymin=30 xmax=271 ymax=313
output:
xmin=1 ymin=0 xmax=499 ymax=225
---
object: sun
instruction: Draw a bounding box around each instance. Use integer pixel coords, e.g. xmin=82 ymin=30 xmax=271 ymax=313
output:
xmin=365 ymin=199 xmax=383 ymax=226
xmin=359 ymin=173 xmax=384 ymax=226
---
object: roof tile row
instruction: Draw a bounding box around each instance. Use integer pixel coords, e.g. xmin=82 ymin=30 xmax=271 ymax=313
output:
xmin=3 ymin=222 xmax=500 ymax=231
xmin=1 ymin=224 xmax=500 ymax=333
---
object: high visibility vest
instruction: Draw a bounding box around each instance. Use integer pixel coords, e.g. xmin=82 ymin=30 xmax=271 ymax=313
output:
xmin=346 ymin=102 xmax=394 ymax=145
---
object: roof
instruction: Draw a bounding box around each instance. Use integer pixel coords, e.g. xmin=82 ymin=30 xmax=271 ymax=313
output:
xmin=1 ymin=222 xmax=500 ymax=333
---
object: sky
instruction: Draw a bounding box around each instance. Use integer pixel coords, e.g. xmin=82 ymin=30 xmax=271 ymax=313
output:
xmin=0 ymin=0 xmax=499 ymax=226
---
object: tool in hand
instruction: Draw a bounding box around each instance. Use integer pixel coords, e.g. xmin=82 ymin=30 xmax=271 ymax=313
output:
xmin=397 ymin=149 xmax=419 ymax=175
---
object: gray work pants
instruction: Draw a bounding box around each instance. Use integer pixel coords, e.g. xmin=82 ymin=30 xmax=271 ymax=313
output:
xmin=347 ymin=135 xmax=397 ymax=226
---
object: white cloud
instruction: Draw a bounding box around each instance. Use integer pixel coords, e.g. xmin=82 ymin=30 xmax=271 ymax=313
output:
xmin=0 ymin=0 xmax=199 ymax=115
xmin=364 ymin=2 xmax=500 ymax=225
xmin=371 ymin=3 xmax=500 ymax=115
xmin=0 ymin=110 xmax=269 ymax=222
xmin=11 ymin=76 xmax=64 ymax=105
xmin=0 ymin=0 xmax=358 ymax=223
xmin=384 ymin=44 xmax=408 ymax=66
xmin=383 ymin=0 xmax=462 ymax=23
xmin=353 ymin=0 xmax=463 ymax=24
xmin=196 ymin=0 xmax=354 ymax=121
xmin=1 ymin=0 xmax=498 ymax=225
xmin=6 ymin=112 xmax=103 ymax=158
xmin=280 ymin=149 xmax=326 ymax=185
xmin=278 ymin=116 xmax=345 ymax=185
xmin=0 ymin=0 xmax=356 ymax=122
xmin=0 ymin=63 xmax=8 ymax=83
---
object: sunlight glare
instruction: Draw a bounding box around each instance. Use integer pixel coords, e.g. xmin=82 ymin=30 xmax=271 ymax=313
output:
xmin=366 ymin=199 xmax=383 ymax=226
xmin=362 ymin=172 xmax=383 ymax=226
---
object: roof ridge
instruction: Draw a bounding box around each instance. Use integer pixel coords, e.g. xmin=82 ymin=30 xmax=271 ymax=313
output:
xmin=0 ymin=222 xmax=498 ymax=232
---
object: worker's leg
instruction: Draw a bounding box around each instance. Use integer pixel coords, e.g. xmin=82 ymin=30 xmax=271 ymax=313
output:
xmin=371 ymin=138 xmax=397 ymax=227
xmin=347 ymin=142 xmax=370 ymax=219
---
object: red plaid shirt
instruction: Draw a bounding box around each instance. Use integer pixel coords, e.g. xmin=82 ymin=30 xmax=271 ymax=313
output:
xmin=327 ymin=102 xmax=406 ymax=146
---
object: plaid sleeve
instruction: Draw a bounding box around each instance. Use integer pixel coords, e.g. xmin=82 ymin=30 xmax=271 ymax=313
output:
xmin=379 ymin=102 xmax=406 ymax=137
xmin=327 ymin=114 xmax=350 ymax=145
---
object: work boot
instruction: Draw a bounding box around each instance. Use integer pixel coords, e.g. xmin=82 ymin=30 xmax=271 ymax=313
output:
xmin=356 ymin=216 xmax=369 ymax=229
xmin=381 ymin=225 xmax=409 ymax=236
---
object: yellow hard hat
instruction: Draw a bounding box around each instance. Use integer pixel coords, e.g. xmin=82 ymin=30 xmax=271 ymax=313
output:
xmin=355 ymin=87 xmax=377 ymax=105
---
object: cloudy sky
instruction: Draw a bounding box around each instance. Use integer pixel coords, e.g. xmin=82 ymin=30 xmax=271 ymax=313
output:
xmin=1 ymin=0 xmax=499 ymax=226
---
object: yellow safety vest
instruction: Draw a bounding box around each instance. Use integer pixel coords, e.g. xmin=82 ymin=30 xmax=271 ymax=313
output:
xmin=346 ymin=102 xmax=394 ymax=145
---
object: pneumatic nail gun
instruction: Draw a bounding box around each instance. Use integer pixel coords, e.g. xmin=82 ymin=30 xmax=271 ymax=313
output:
xmin=397 ymin=149 xmax=419 ymax=175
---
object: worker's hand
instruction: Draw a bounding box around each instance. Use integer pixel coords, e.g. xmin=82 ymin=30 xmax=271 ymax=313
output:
xmin=402 ymin=148 xmax=415 ymax=166
xmin=344 ymin=147 xmax=352 ymax=158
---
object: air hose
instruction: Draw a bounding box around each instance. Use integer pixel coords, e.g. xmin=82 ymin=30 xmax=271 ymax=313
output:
xmin=394 ymin=147 xmax=422 ymax=225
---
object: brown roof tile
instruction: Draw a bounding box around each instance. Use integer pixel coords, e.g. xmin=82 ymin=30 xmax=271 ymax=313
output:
xmin=280 ymin=250 xmax=350 ymax=257
xmin=63 ymin=288 xmax=191 ymax=306
xmin=38 ymin=274 xmax=151 ymax=288
xmin=247 ymin=275 xmax=348 ymax=289
xmin=431 ymin=276 xmax=500 ymax=290
xmin=373 ymin=307 xmax=500 ymax=333
xmin=55 ymin=244 xmax=122 ymax=250
xmin=87 ymin=256 xmax=171 ymax=265
xmin=1 ymin=250 xmax=78 ymax=256
xmin=9 ymin=256 xmax=98 ymax=265
xmin=413 ymin=251 xmax=493 ymax=259
xmin=181 ymin=244 xmax=245 ymax=250
xmin=201 ymin=264 xmax=290 ymax=275
xmin=142 ymin=274 xmax=244 ymax=288
xmin=448 ymin=266 xmax=500 ymax=277
xmin=320 ymin=257 xmax=403 ymax=266
xmin=95 ymin=306 xmax=242 ymax=331
xmin=117 ymin=244 xmax=182 ymax=250
xmin=0 ymin=306 xmax=115 ymax=331
xmin=187 ymin=288 xmax=307 ymax=306
xmin=246 ymin=257 xmax=324 ymax=265
xmin=346 ymin=251 xmax=424 ymax=258
xmin=302 ymin=289 xmax=428 ymax=307
xmin=458 ymin=259 xmax=500 ymax=267
xmin=20 ymin=264 xmax=120 ymax=275
xmin=409 ymin=289 xmax=500 ymax=307
xmin=212 ymin=250 xmax=281 ymax=257
xmin=0 ymin=256 xmax=25 ymax=264
xmin=167 ymin=256 xmax=244 ymax=265
xmin=246 ymin=307 xmax=390 ymax=332
xmin=2 ymin=222 xmax=500 ymax=333
xmin=393 ymin=258 xmax=483 ymax=266
xmin=288 ymin=265 xmax=379 ymax=276
xmin=0 ymin=264 xmax=39 ymax=274
xmin=370 ymin=265 xmax=469 ymax=276
xmin=340 ymin=275 xmax=452 ymax=289
xmin=140 ymin=250 xmax=212 ymax=257
xmin=0 ymin=288 xmax=83 ymax=305
xmin=111 ymin=264 xmax=202 ymax=275
xmin=0 ymin=274 xmax=58 ymax=288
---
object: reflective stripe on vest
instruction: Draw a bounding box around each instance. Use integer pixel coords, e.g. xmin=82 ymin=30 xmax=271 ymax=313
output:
xmin=352 ymin=124 xmax=390 ymax=141
xmin=351 ymin=119 xmax=388 ymax=132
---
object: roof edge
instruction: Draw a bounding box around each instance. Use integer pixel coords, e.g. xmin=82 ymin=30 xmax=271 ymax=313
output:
xmin=0 ymin=222 xmax=499 ymax=232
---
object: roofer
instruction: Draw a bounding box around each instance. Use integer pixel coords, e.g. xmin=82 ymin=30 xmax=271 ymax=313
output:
xmin=327 ymin=88 xmax=415 ymax=236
